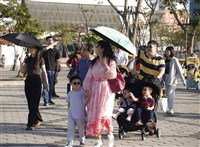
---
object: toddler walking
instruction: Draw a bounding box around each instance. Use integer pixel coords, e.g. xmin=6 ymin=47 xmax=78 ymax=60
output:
xmin=65 ymin=75 xmax=86 ymax=147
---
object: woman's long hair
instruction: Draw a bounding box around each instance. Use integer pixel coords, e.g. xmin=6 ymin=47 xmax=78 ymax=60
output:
xmin=91 ymin=40 xmax=116 ymax=67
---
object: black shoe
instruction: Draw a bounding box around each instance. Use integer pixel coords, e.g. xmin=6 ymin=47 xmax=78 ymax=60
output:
xmin=43 ymin=103 xmax=49 ymax=106
xmin=80 ymin=142 xmax=85 ymax=146
xmin=49 ymin=101 xmax=55 ymax=105
xmin=26 ymin=126 xmax=34 ymax=130
xmin=52 ymin=94 xmax=59 ymax=97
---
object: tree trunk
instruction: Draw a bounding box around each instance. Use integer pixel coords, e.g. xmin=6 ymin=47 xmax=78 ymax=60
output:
xmin=190 ymin=29 xmax=196 ymax=49
xmin=107 ymin=0 xmax=129 ymax=35
xmin=132 ymin=0 xmax=143 ymax=46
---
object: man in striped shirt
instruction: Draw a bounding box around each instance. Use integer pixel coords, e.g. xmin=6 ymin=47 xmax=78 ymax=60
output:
xmin=132 ymin=40 xmax=165 ymax=80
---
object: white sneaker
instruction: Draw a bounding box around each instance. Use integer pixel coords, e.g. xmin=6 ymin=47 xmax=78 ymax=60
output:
xmin=108 ymin=134 xmax=114 ymax=147
xmin=126 ymin=116 xmax=131 ymax=122
xmin=64 ymin=142 xmax=73 ymax=147
xmin=112 ymin=114 xmax=117 ymax=120
xmin=167 ymin=109 xmax=174 ymax=114
xmin=93 ymin=140 xmax=103 ymax=147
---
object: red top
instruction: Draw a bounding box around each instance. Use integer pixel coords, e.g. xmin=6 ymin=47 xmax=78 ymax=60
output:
xmin=66 ymin=56 xmax=79 ymax=70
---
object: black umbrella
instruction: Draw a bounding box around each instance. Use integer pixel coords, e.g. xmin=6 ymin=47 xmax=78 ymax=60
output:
xmin=0 ymin=33 xmax=20 ymax=45
xmin=16 ymin=33 xmax=43 ymax=49
xmin=0 ymin=33 xmax=42 ymax=49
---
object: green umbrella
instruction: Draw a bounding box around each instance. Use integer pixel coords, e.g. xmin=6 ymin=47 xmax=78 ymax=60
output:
xmin=90 ymin=26 xmax=137 ymax=56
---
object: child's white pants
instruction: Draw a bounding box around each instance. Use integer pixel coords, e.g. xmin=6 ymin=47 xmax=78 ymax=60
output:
xmin=67 ymin=113 xmax=85 ymax=144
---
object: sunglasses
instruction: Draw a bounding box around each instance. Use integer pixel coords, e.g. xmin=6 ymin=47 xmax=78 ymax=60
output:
xmin=142 ymin=88 xmax=149 ymax=91
xmin=147 ymin=45 xmax=152 ymax=49
xmin=72 ymin=82 xmax=81 ymax=85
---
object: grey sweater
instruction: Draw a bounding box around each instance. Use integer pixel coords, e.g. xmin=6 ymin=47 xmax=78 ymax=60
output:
xmin=164 ymin=57 xmax=186 ymax=86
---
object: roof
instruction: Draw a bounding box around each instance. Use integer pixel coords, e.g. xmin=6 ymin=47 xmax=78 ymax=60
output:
xmin=26 ymin=1 xmax=121 ymax=29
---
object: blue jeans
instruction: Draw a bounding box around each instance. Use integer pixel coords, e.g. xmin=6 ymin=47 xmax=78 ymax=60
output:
xmin=42 ymin=70 xmax=55 ymax=104
xmin=135 ymin=107 xmax=153 ymax=123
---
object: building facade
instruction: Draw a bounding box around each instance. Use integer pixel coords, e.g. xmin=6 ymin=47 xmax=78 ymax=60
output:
xmin=26 ymin=0 xmax=121 ymax=30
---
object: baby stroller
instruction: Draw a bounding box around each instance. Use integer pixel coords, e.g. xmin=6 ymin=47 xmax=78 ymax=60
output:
xmin=185 ymin=57 xmax=199 ymax=89
xmin=116 ymin=75 xmax=162 ymax=140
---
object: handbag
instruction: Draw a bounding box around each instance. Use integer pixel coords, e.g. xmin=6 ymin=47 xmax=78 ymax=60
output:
xmin=157 ymin=97 xmax=168 ymax=113
xmin=108 ymin=67 xmax=125 ymax=93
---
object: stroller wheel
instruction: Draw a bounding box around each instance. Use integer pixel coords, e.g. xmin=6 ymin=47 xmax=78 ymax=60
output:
xmin=156 ymin=128 xmax=161 ymax=138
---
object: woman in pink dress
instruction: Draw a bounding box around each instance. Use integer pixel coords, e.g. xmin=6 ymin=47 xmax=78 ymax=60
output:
xmin=83 ymin=40 xmax=117 ymax=147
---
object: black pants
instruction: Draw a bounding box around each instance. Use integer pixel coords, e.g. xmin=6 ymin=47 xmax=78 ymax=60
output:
xmin=25 ymin=74 xmax=43 ymax=127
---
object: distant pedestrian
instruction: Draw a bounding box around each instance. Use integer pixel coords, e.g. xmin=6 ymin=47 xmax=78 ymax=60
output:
xmin=74 ymin=41 xmax=95 ymax=82
xmin=185 ymin=46 xmax=197 ymax=58
xmin=20 ymin=46 xmax=49 ymax=130
xmin=66 ymin=49 xmax=81 ymax=78
xmin=41 ymin=36 xmax=60 ymax=106
xmin=0 ymin=54 xmax=6 ymax=68
xmin=114 ymin=48 xmax=129 ymax=66
xmin=66 ymin=49 xmax=81 ymax=93
xmin=65 ymin=75 xmax=86 ymax=147
xmin=163 ymin=46 xmax=186 ymax=115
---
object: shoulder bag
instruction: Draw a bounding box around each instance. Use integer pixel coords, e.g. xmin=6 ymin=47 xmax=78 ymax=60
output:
xmin=108 ymin=67 xmax=125 ymax=93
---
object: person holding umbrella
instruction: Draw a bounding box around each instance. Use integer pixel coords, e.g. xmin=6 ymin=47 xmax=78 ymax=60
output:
xmin=20 ymin=45 xmax=49 ymax=130
xmin=1 ymin=32 xmax=49 ymax=130
xmin=83 ymin=40 xmax=116 ymax=147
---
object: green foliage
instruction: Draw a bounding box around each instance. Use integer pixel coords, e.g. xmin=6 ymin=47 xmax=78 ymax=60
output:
xmin=50 ymin=23 xmax=78 ymax=43
xmin=0 ymin=0 xmax=43 ymax=36
xmin=82 ymin=33 xmax=99 ymax=43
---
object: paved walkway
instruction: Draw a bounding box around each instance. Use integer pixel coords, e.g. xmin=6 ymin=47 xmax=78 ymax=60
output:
xmin=0 ymin=66 xmax=200 ymax=147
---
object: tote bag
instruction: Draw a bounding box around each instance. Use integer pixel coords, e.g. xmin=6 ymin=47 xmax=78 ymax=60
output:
xmin=157 ymin=97 xmax=168 ymax=113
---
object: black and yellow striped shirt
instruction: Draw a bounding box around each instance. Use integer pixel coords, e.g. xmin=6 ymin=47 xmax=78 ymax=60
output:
xmin=138 ymin=50 xmax=165 ymax=80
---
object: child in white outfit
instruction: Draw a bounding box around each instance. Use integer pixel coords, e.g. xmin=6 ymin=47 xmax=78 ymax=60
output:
xmin=65 ymin=75 xmax=86 ymax=147
xmin=112 ymin=88 xmax=136 ymax=122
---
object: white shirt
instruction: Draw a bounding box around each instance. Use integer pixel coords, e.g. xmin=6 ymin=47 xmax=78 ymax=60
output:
xmin=115 ymin=50 xmax=128 ymax=66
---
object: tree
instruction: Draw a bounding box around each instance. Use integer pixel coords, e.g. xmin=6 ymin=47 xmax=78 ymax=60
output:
xmin=143 ymin=0 xmax=159 ymax=40
xmin=78 ymin=4 xmax=100 ymax=34
xmin=107 ymin=0 xmax=144 ymax=47
xmin=163 ymin=0 xmax=200 ymax=49
xmin=132 ymin=0 xmax=143 ymax=46
xmin=0 ymin=0 xmax=43 ymax=36
xmin=107 ymin=0 xmax=129 ymax=34
xmin=50 ymin=23 xmax=78 ymax=44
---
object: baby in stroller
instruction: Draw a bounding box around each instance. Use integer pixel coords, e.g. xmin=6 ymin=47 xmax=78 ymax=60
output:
xmin=115 ymin=75 xmax=162 ymax=140
xmin=130 ymin=86 xmax=156 ymax=127
xmin=112 ymin=87 xmax=137 ymax=122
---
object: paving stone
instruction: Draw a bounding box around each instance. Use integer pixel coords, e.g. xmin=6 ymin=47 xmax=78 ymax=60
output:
xmin=0 ymin=66 xmax=199 ymax=147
